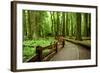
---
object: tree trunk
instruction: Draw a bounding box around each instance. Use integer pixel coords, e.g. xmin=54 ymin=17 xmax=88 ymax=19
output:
xmin=23 ymin=10 xmax=27 ymax=40
xmin=76 ymin=13 xmax=82 ymax=40
xmin=83 ymin=13 xmax=88 ymax=37
xmin=57 ymin=12 xmax=60 ymax=36
xmin=88 ymin=13 xmax=91 ymax=37
xmin=27 ymin=11 xmax=32 ymax=40
xmin=66 ymin=13 xmax=69 ymax=36
xmin=62 ymin=12 xmax=65 ymax=37
xmin=50 ymin=12 xmax=54 ymax=36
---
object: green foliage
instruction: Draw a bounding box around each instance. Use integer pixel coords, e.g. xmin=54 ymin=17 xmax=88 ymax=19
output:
xmin=23 ymin=47 xmax=36 ymax=62
xmin=23 ymin=37 xmax=56 ymax=62
xmin=23 ymin=37 xmax=55 ymax=47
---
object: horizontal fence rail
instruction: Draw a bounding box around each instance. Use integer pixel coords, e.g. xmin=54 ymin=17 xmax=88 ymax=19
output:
xmin=26 ymin=36 xmax=65 ymax=62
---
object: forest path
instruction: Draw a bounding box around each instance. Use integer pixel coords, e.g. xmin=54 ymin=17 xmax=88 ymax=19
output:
xmin=50 ymin=41 xmax=90 ymax=61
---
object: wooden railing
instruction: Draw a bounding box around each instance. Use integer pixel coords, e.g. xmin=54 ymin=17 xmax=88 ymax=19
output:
xmin=26 ymin=36 xmax=65 ymax=62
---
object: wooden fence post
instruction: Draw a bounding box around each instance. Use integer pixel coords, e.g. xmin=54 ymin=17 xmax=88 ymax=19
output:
xmin=62 ymin=39 xmax=65 ymax=48
xmin=55 ymin=42 xmax=58 ymax=53
xmin=36 ymin=46 xmax=43 ymax=61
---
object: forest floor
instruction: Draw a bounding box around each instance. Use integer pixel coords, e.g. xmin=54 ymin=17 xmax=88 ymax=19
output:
xmin=50 ymin=41 xmax=91 ymax=61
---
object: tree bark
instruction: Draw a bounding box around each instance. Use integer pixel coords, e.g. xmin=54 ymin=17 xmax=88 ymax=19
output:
xmin=76 ymin=13 xmax=82 ymax=41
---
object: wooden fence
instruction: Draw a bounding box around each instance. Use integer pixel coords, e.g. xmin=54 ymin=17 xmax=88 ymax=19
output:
xmin=26 ymin=36 xmax=65 ymax=62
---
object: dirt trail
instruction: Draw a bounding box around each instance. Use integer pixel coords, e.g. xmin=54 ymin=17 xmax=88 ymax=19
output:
xmin=50 ymin=41 xmax=90 ymax=61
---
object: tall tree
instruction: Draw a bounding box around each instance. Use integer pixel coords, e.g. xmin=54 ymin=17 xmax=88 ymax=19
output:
xmin=70 ymin=13 xmax=73 ymax=36
xmin=83 ymin=13 xmax=88 ymax=37
xmin=68 ymin=13 xmax=73 ymax=37
xmin=73 ymin=13 xmax=77 ymax=36
xmin=76 ymin=13 xmax=82 ymax=40
xmin=57 ymin=12 xmax=60 ymax=36
xmin=27 ymin=10 xmax=33 ymax=40
xmin=53 ymin=12 xmax=57 ymax=36
xmin=23 ymin=10 xmax=27 ymax=40
xmin=88 ymin=13 xmax=91 ymax=37
xmin=50 ymin=12 xmax=54 ymax=36
xmin=65 ymin=12 xmax=69 ymax=36
xmin=62 ymin=12 xmax=66 ymax=37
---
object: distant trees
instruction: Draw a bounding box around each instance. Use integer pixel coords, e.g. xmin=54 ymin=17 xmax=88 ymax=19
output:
xmin=23 ymin=10 xmax=91 ymax=41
